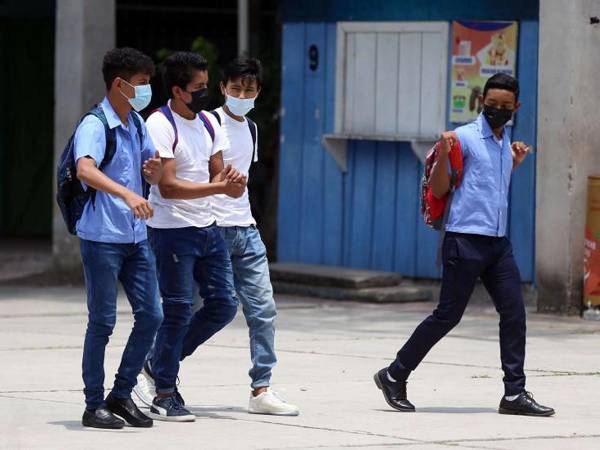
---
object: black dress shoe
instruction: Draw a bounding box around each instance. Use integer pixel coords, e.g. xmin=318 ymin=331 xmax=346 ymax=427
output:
xmin=82 ymin=407 xmax=125 ymax=429
xmin=106 ymin=393 xmax=153 ymax=427
xmin=499 ymin=391 xmax=555 ymax=417
xmin=373 ymin=368 xmax=415 ymax=412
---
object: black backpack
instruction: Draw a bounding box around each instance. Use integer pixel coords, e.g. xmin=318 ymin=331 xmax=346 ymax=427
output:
xmin=56 ymin=104 xmax=143 ymax=235
xmin=209 ymin=109 xmax=257 ymax=162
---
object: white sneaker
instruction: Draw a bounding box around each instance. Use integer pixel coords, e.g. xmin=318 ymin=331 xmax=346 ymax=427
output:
xmin=132 ymin=363 xmax=155 ymax=407
xmin=248 ymin=389 xmax=300 ymax=416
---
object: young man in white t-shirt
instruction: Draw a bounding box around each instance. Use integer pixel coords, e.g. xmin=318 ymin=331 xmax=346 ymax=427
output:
xmin=210 ymin=57 xmax=299 ymax=416
xmin=136 ymin=52 xmax=246 ymax=422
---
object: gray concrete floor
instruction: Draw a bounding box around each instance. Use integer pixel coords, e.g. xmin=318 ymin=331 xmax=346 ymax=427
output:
xmin=0 ymin=239 xmax=52 ymax=283
xmin=1 ymin=286 xmax=599 ymax=450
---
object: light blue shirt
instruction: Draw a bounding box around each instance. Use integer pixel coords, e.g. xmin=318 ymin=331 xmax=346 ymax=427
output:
xmin=73 ymin=97 xmax=156 ymax=244
xmin=445 ymin=113 xmax=513 ymax=237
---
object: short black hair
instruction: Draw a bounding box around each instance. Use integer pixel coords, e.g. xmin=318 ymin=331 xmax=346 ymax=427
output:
xmin=483 ymin=73 xmax=519 ymax=100
xmin=162 ymin=51 xmax=208 ymax=97
xmin=102 ymin=47 xmax=155 ymax=90
xmin=222 ymin=57 xmax=263 ymax=89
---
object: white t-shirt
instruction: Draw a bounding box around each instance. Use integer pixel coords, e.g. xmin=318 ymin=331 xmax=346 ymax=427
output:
xmin=146 ymin=102 xmax=229 ymax=229
xmin=211 ymin=107 xmax=258 ymax=227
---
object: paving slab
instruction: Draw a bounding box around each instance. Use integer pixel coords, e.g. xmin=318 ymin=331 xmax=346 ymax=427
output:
xmin=1 ymin=286 xmax=599 ymax=450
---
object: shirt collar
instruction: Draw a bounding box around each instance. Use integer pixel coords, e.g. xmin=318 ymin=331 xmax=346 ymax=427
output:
xmin=100 ymin=97 xmax=125 ymax=130
xmin=476 ymin=112 xmax=508 ymax=141
xmin=476 ymin=113 xmax=494 ymax=139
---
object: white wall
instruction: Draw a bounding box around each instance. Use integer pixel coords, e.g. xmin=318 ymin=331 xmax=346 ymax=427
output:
xmin=537 ymin=0 xmax=600 ymax=313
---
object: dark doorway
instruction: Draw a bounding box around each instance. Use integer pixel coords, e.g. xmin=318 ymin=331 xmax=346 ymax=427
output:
xmin=0 ymin=1 xmax=55 ymax=238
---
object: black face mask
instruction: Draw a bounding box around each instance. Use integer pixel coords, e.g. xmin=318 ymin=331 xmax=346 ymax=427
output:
xmin=483 ymin=104 xmax=513 ymax=129
xmin=185 ymin=88 xmax=210 ymax=114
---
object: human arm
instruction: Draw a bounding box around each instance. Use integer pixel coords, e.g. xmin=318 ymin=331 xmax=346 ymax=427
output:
xmin=209 ymin=152 xmax=247 ymax=198
xmin=157 ymin=153 xmax=232 ymax=200
xmin=74 ymin=115 xmax=153 ymax=219
xmin=76 ymin=157 xmax=153 ymax=219
xmin=430 ymin=131 xmax=457 ymax=199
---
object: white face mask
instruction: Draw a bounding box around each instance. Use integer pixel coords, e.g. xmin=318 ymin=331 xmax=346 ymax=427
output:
xmin=225 ymin=93 xmax=255 ymax=116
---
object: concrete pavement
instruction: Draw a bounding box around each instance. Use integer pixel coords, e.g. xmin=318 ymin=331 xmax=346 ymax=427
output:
xmin=1 ymin=286 xmax=599 ymax=449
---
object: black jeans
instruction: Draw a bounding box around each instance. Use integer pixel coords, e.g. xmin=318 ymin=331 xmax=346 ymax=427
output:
xmin=389 ymin=232 xmax=526 ymax=396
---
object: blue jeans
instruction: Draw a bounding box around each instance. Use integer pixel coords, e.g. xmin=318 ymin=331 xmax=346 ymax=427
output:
xmin=148 ymin=225 xmax=238 ymax=394
xmin=80 ymin=239 xmax=163 ymax=410
xmin=389 ymin=233 xmax=526 ymax=395
xmin=219 ymin=226 xmax=277 ymax=389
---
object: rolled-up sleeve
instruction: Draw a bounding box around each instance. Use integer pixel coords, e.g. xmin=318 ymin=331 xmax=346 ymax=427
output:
xmin=141 ymin=120 xmax=157 ymax=162
xmin=74 ymin=116 xmax=106 ymax=166
xmin=146 ymin=112 xmax=176 ymax=159
xmin=210 ymin=114 xmax=230 ymax=157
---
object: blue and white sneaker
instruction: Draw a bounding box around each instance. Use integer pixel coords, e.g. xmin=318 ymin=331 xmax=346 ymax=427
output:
xmin=149 ymin=395 xmax=195 ymax=422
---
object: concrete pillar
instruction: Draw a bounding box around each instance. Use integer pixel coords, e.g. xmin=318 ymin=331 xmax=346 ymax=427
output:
xmin=238 ymin=0 xmax=249 ymax=55
xmin=52 ymin=0 xmax=115 ymax=270
xmin=537 ymin=0 xmax=600 ymax=314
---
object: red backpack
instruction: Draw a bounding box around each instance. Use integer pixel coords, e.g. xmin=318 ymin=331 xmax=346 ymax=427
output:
xmin=421 ymin=133 xmax=464 ymax=230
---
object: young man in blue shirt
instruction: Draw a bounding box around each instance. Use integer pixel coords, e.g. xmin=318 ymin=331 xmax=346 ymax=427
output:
xmin=74 ymin=47 xmax=164 ymax=429
xmin=375 ymin=74 xmax=555 ymax=417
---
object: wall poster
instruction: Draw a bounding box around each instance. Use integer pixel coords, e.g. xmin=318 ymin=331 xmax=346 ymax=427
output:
xmin=450 ymin=21 xmax=518 ymax=124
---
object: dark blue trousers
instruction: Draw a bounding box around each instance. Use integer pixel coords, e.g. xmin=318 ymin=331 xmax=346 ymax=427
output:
xmin=389 ymin=232 xmax=526 ymax=396
xmin=148 ymin=225 xmax=238 ymax=394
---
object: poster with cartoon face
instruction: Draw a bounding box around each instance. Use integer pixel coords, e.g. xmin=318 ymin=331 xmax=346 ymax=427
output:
xmin=449 ymin=21 xmax=518 ymax=124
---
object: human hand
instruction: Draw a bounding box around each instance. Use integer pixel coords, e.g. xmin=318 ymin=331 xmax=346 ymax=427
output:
xmin=438 ymin=131 xmax=458 ymax=157
xmin=123 ymin=191 xmax=154 ymax=219
xmin=511 ymin=141 xmax=531 ymax=167
xmin=143 ymin=151 xmax=163 ymax=184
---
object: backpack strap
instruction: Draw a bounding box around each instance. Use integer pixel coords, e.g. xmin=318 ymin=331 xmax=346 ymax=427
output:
xmin=87 ymin=105 xmax=117 ymax=170
xmin=153 ymin=105 xmax=178 ymax=152
xmin=129 ymin=110 xmax=151 ymax=198
xmin=246 ymin=116 xmax=258 ymax=162
xmin=86 ymin=105 xmax=117 ymax=207
xmin=130 ymin=111 xmax=145 ymax=149
xmin=153 ymin=105 xmax=215 ymax=147
xmin=198 ymin=111 xmax=215 ymax=143
xmin=210 ymin=109 xmax=258 ymax=163
xmin=209 ymin=109 xmax=222 ymax=126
